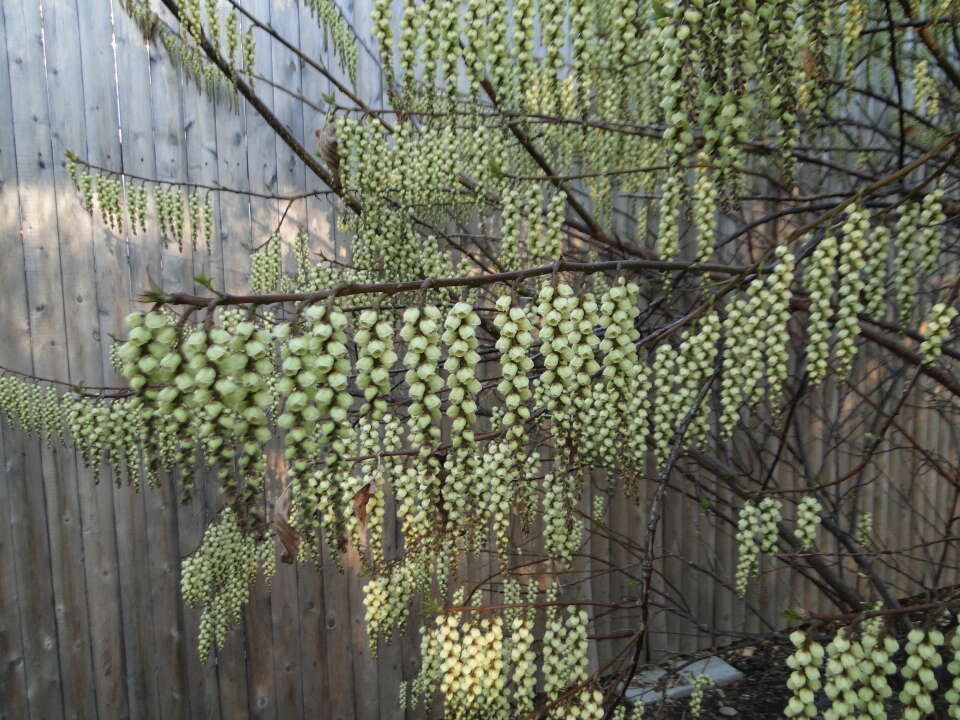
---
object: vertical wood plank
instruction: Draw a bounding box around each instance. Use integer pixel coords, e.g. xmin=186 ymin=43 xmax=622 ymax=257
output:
xmin=0 ymin=11 xmax=32 ymax=718
xmin=4 ymin=1 xmax=99 ymax=716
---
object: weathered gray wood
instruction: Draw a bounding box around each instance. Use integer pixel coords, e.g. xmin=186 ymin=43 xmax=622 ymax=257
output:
xmin=4 ymin=1 xmax=101 ymax=717
xmin=0 ymin=424 xmax=29 ymax=720
xmin=0 ymin=10 xmax=31 ymax=717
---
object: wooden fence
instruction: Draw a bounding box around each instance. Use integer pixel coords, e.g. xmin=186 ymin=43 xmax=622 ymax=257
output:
xmin=2 ymin=1 xmax=957 ymax=718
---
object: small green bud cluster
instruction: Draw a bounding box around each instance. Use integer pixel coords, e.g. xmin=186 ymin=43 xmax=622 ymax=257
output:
xmin=242 ymin=27 xmax=256 ymax=76
xmin=658 ymin=171 xmax=685 ymax=261
xmin=794 ymin=496 xmax=822 ymax=551
xmin=842 ymin=0 xmax=866 ymax=76
xmin=354 ymin=309 xmax=397 ymax=417
xmin=678 ymin=311 xmax=721 ymax=452
xmin=534 ymin=283 xmax=581 ymax=411
xmin=65 ymin=151 xmax=80 ymax=186
xmin=485 ymin=435 xmax=531 ymax=563
xmin=442 ymin=302 xmax=482 ymax=443
xmin=156 ymin=186 xmax=186 ymax=250
xmin=201 ymin=194 xmax=214 ymax=252
xmin=543 ymin=603 xmax=590 ymax=713
xmin=857 ymin=512 xmax=873 ymax=548
xmin=203 ymin=0 xmax=223 ymax=49
xmin=822 ymin=627 xmax=865 ymax=720
xmin=441 ymin=445 xmax=482 ymax=534
xmin=569 ymin=0 xmax=596 ymax=86
xmin=363 ymin=563 xmax=413 ymax=654
xmin=856 ymin=614 xmax=898 ymax=718
xmin=435 ymin=613 xmax=509 ymax=719
xmin=95 ymin=174 xmax=124 ymax=232
xmin=401 ymin=305 xmax=444 ymax=456
xmin=757 ymin=497 xmax=782 ymax=552
xmin=914 ymin=59 xmax=940 ymax=116
xmin=543 ymin=473 xmax=582 ymax=568
xmin=895 ymin=192 xmax=945 ymax=323
xmin=395 ymin=463 xmax=438 ymax=553
xmin=225 ymin=11 xmax=239 ymax=65
xmin=0 ymin=376 xmax=65 ymax=445
xmin=181 ymin=508 xmax=273 ymax=660
xmin=612 ymin=704 xmax=646 ymax=720
xmin=899 ymin=627 xmax=944 ymax=718
xmin=784 ymin=629 xmax=824 ymax=718
xmin=540 ymin=0 xmax=565 ymax=77
xmin=371 ymin=0 xmax=392 ymax=82
xmin=397 ymin=0 xmax=423 ymax=88
xmin=945 ymin=618 xmax=960 ymax=716
xmin=761 ymin=246 xmax=796 ymax=406
xmin=862 ymin=225 xmax=890 ymax=319
xmin=431 ymin=0 xmax=461 ymax=96
xmin=182 ymin=0 xmax=202 ymax=45
xmin=303 ymin=0 xmax=358 ymax=83
xmin=720 ymin=278 xmax=767 ymax=435
xmin=493 ymin=295 xmax=535 ymax=427
xmin=581 ymin=279 xmax=644 ymax=462
xmin=76 ymin=171 xmax=95 ymax=212
xmin=689 ymin=673 xmax=714 ymax=718
xmin=916 ymin=190 xmax=947 ymax=278
xmin=650 ymin=345 xmax=680 ymax=466
xmin=591 ymin=494 xmax=606 ymax=524
xmin=412 ymin=612 xmax=445 ymax=710
xmin=804 ymin=233 xmax=839 ymax=386
xmin=499 ymin=185 xmax=524 ymax=271
xmin=251 ymin=233 xmax=283 ymax=294
xmin=64 ymin=395 xmax=126 ymax=476
xmin=188 ymin=191 xmax=202 ymax=251
xmin=510 ymin=613 xmax=538 ymax=715
xmin=653 ymin=311 xmax=721 ymax=463
xmin=531 ymin=190 xmax=565 ymax=264
xmin=118 ymin=310 xmax=177 ymax=392
xmin=919 ymin=302 xmax=957 ymax=365
xmin=196 ymin=319 xmax=273 ymax=515
xmin=735 ymin=498 xmax=780 ymax=596
xmin=285 ymin=306 xmax=353 ymax=548
xmin=573 ymin=687 xmax=605 ymax=720
xmin=127 ymin=184 xmax=149 ymax=235
xmin=833 ymin=205 xmax=870 ymax=377
xmin=693 ymin=163 xmax=718 ymax=262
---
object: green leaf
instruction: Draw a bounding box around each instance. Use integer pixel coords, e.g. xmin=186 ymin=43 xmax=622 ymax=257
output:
xmin=194 ymin=274 xmax=214 ymax=290
xmin=651 ymin=0 xmax=668 ymax=20
xmin=420 ymin=600 xmax=441 ymax=615
xmin=321 ymin=92 xmax=336 ymax=107
xmin=781 ymin=607 xmax=806 ymax=622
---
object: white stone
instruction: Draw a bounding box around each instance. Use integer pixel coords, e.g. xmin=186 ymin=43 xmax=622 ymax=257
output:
xmin=623 ymin=656 xmax=744 ymax=704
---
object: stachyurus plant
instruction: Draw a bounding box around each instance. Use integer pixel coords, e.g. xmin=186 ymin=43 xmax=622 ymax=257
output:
xmin=3 ymin=0 xmax=960 ymax=717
